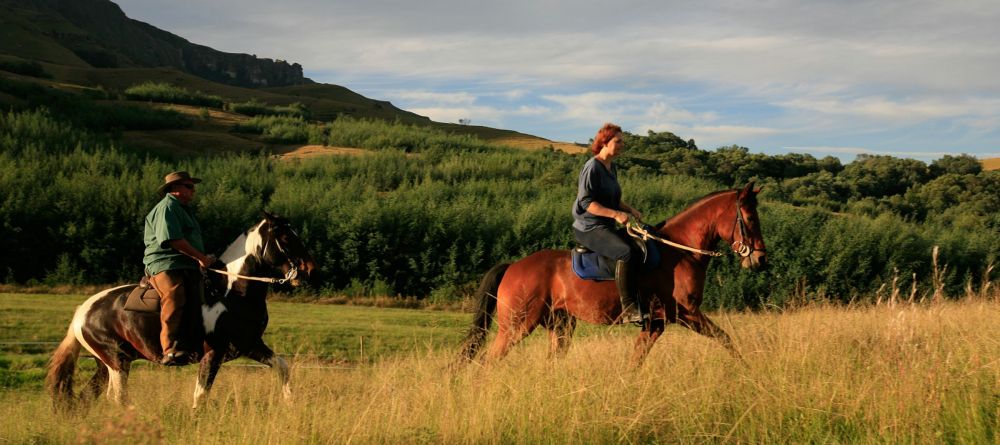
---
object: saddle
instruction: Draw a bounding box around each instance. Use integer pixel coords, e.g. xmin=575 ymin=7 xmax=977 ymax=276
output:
xmin=124 ymin=276 xmax=160 ymax=312
xmin=571 ymin=228 xmax=661 ymax=281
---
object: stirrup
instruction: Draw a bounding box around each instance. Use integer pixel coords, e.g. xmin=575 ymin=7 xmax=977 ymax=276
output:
xmin=619 ymin=306 xmax=646 ymax=325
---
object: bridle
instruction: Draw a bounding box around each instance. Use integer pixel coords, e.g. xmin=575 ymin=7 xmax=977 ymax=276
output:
xmin=729 ymin=198 xmax=763 ymax=258
xmin=207 ymin=222 xmax=300 ymax=284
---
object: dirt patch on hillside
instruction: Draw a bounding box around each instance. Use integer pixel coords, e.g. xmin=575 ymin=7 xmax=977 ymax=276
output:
xmin=275 ymin=145 xmax=370 ymax=160
xmin=493 ymin=136 xmax=586 ymax=154
xmin=982 ymin=157 xmax=1000 ymax=171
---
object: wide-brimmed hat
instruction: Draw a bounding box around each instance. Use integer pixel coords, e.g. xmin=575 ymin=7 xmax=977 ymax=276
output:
xmin=157 ymin=171 xmax=202 ymax=195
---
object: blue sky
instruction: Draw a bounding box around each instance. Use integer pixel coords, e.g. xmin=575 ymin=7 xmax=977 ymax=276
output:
xmin=116 ymin=0 xmax=1000 ymax=162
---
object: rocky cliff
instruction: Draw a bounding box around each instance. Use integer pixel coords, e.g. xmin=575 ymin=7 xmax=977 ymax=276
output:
xmin=2 ymin=0 xmax=311 ymax=87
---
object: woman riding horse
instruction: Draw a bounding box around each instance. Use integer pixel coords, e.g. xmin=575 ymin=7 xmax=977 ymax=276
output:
xmin=573 ymin=123 xmax=645 ymax=324
xmin=460 ymin=182 xmax=767 ymax=367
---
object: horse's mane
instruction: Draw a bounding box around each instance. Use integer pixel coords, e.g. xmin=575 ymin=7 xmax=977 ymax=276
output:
xmin=659 ymin=189 xmax=737 ymax=227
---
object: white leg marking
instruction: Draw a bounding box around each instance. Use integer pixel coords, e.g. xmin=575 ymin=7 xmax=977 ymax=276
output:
xmin=72 ymin=285 xmax=131 ymax=360
xmin=202 ymin=302 xmax=227 ymax=334
xmin=275 ymin=356 xmax=292 ymax=401
xmin=107 ymin=367 xmax=129 ymax=405
xmin=192 ymin=378 xmax=208 ymax=409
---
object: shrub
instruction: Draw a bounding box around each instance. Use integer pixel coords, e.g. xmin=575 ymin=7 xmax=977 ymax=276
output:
xmin=124 ymin=82 xmax=224 ymax=108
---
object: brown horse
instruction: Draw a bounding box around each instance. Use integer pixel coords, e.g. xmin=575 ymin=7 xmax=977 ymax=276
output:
xmin=459 ymin=183 xmax=766 ymax=366
xmin=46 ymin=212 xmax=316 ymax=411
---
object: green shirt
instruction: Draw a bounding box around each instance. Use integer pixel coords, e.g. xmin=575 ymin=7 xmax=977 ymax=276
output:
xmin=143 ymin=194 xmax=205 ymax=275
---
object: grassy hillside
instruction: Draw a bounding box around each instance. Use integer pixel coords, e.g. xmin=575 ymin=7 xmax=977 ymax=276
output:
xmin=0 ymin=0 xmax=574 ymax=151
xmin=0 ymin=2 xmax=93 ymax=67
xmin=0 ymin=61 xmax=573 ymax=154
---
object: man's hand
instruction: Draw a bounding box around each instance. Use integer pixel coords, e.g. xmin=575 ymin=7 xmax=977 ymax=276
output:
xmin=199 ymin=254 xmax=217 ymax=269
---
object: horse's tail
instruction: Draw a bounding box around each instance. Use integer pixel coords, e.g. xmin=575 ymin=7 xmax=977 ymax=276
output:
xmin=46 ymin=326 xmax=81 ymax=412
xmin=457 ymin=262 xmax=509 ymax=362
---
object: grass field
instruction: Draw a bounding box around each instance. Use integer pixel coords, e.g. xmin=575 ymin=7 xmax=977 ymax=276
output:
xmin=1 ymin=293 xmax=997 ymax=443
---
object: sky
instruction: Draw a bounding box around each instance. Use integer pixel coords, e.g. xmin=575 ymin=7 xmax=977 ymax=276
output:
xmin=114 ymin=0 xmax=1000 ymax=162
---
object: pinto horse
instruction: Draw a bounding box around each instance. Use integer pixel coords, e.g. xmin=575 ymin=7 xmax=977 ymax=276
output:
xmin=459 ymin=183 xmax=766 ymax=366
xmin=47 ymin=212 xmax=316 ymax=410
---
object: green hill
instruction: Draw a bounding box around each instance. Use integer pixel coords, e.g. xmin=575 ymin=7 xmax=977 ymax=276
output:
xmin=0 ymin=0 xmax=576 ymax=153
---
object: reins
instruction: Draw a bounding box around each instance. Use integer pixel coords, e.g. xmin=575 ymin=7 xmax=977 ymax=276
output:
xmin=626 ymin=219 xmax=723 ymax=257
xmin=206 ymin=267 xmax=298 ymax=284
xmin=625 ymin=195 xmax=761 ymax=259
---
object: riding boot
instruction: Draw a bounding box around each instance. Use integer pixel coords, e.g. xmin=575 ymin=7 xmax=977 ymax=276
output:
xmin=615 ymin=259 xmax=645 ymax=325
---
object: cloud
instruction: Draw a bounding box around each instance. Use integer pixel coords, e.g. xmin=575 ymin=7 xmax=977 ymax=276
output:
xmin=113 ymin=0 xmax=1000 ymax=158
xmin=390 ymin=91 xmax=476 ymax=105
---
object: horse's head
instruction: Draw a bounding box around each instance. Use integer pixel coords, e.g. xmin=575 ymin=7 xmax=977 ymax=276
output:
xmin=728 ymin=182 xmax=767 ymax=270
xmin=260 ymin=211 xmax=316 ymax=286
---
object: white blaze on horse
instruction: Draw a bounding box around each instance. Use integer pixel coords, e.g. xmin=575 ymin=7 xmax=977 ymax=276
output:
xmin=46 ymin=211 xmax=316 ymax=411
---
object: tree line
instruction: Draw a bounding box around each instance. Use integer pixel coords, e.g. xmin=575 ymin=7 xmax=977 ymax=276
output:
xmin=1 ymin=105 xmax=997 ymax=309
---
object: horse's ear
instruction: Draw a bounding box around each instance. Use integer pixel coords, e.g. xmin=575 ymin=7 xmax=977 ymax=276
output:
xmin=739 ymin=181 xmax=756 ymax=199
xmin=262 ymin=210 xmax=275 ymax=221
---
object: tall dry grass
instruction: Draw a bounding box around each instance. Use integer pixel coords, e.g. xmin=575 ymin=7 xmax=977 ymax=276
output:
xmin=2 ymin=299 xmax=997 ymax=444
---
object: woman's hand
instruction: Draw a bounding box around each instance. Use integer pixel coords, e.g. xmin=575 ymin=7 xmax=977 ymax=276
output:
xmin=613 ymin=211 xmax=630 ymax=225
xmin=620 ymin=202 xmax=643 ymax=221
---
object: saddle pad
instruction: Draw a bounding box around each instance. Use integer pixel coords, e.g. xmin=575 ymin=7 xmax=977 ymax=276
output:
xmin=124 ymin=278 xmax=160 ymax=313
xmin=571 ymin=238 xmax=662 ymax=281
xmin=571 ymin=249 xmax=616 ymax=281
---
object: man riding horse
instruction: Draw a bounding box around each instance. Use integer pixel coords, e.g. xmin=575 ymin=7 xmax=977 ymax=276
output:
xmin=143 ymin=171 xmax=216 ymax=366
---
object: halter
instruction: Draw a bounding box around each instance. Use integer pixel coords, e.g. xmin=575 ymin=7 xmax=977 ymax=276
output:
xmin=207 ymin=222 xmax=300 ymax=284
xmin=626 ymin=194 xmax=763 ymax=259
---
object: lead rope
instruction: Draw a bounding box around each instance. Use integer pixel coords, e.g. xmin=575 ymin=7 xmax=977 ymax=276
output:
xmin=625 ymin=219 xmax=724 ymax=257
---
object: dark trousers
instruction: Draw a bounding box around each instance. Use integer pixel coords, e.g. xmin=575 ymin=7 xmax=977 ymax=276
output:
xmin=574 ymin=226 xmax=633 ymax=262
xmin=148 ymin=269 xmax=204 ymax=352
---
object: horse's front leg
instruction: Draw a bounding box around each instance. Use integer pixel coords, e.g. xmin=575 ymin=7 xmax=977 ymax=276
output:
xmin=630 ymin=318 xmax=665 ymax=368
xmin=247 ymin=344 xmax=291 ymax=402
xmin=193 ymin=349 xmax=224 ymax=409
xmin=678 ymin=308 xmax=742 ymax=360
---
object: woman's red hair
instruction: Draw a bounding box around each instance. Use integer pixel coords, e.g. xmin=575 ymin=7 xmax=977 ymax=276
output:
xmin=590 ymin=123 xmax=622 ymax=155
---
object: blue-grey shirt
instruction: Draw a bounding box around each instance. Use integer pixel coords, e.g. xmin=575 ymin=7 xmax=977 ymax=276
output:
xmin=572 ymin=157 xmax=622 ymax=232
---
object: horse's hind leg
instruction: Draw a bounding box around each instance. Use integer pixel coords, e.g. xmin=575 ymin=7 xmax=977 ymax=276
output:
xmin=485 ymin=306 xmax=536 ymax=362
xmin=193 ymin=349 xmax=224 ymax=409
xmin=83 ymin=358 xmax=109 ymax=401
xmin=679 ymin=309 xmax=741 ymax=359
xmin=247 ymin=344 xmax=292 ymax=402
xmin=546 ymin=309 xmax=576 ymax=359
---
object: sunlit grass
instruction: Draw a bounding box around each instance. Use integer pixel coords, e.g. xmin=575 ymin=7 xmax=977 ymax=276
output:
xmin=1 ymin=296 xmax=996 ymax=443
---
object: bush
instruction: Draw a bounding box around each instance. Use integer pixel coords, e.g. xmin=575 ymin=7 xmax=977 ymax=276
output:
xmin=229 ymin=100 xmax=310 ymax=119
xmin=0 ymin=59 xmax=50 ymax=78
xmin=124 ymin=82 xmax=224 ymax=108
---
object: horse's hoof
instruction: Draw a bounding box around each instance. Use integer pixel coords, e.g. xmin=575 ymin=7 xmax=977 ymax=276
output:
xmin=160 ymin=350 xmax=193 ymax=366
